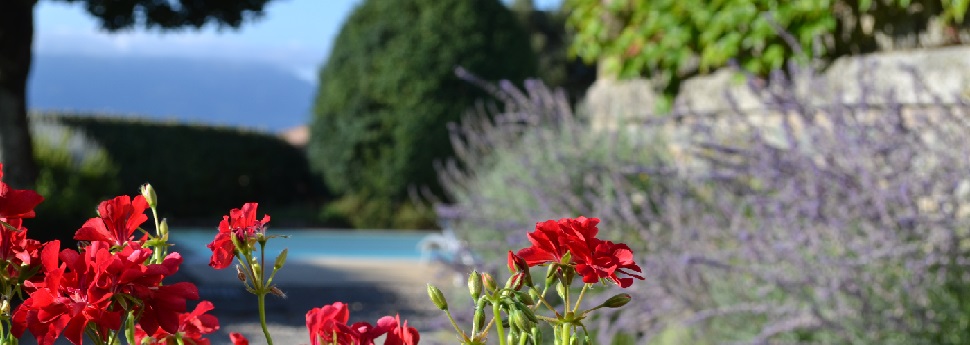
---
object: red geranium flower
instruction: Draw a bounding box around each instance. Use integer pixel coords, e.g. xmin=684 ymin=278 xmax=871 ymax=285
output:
xmin=383 ymin=315 xmax=420 ymax=345
xmin=515 ymin=217 xmax=644 ymax=288
xmin=307 ymin=302 xmax=353 ymax=345
xmin=306 ymin=302 xmax=404 ymax=345
xmin=507 ymin=250 xmax=529 ymax=273
xmin=515 ymin=218 xmax=583 ymax=266
xmin=13 ymin=241 xmax=198 ymax=345
xmin=0 ymin=218 xmax=43 ymax=282
xmin=12 ymin=241 xmax=122 ymax=345
xmin=569 ymin=239 xmax=643 ymax=288
xmin=135 ymin=300 xmax=220 ymax=345
xmin=74 ymin=195 xmax=149 ymax=247
xmin=0 ymin=163 xmax=44 ymax=227
xmin=207 ymin=203 xmax=270 ymax=269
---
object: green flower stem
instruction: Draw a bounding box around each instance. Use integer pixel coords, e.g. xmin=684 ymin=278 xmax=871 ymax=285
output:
xmin=149 ymin=205 xmax=164 ymax=264
xmin=536 ymin=315 xmax=559 ymax=323
xmin=493 ymin=302 xmax=507 ymax=345
xmin=443 ymin=309 xmax=469 ymax=343
xmin=529 ymin=286 xmax=560 ymax=318
xmin=563 ymin=284 xmax=570 ymax=312
xmin=259 ymin=242 xmax=267 ymax=284
xmin=86 ymin=327 xmax=105 ymax=345
xmin=561 ymin=323 xmax=571 ymax=345
xmin=252 ymin=241 xmax=274 ymax=345
xmin=554 ymin=323 xmax=562 ymax=345
xmin=572 ymin=284 xmax=590 ymax=313
xmin=257 ymin=292 xmax=274 ymax=345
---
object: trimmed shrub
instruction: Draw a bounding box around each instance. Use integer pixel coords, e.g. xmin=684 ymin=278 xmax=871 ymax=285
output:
xmin=33 ymin=113 xmax=326 ymax=225
xmin=437 ymin=67 xmax=970 ymax=343
xmin=308 ymin=0 xmax=537 ymax=228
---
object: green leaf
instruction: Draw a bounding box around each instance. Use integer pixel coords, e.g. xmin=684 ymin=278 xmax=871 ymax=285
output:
xmin=763 ymin=44 xmax=785 ymax=70
xmin=954 ymin=0 xmax=970 ymax=22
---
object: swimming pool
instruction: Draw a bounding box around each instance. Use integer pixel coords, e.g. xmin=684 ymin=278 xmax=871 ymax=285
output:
xmin=168 ymin=229 xmax=433 ymax=262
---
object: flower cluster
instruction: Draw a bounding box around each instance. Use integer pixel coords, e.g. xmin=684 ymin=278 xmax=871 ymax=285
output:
xmin=428 ymin=216 xmax=642 ymax=345
xmin=0 ymin=163 xmax=46 ymax=288
xmin=207 ymin=202 xmax=270 ymax=270
xmin=134 ymin=301 xmax=220 ymax=345
xmin=515 ymin=216 xmax=643 ymax=288
xmin=306 ymin=302 xmax=418 ymax=345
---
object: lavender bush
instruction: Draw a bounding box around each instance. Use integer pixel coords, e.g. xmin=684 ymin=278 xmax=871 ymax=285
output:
xmin=435 ymin=62 xmax=970 ymax=344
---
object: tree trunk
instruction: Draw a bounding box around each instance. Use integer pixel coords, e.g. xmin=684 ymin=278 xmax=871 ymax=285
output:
xmin=0 ymin=0 xmax=38 ymax=189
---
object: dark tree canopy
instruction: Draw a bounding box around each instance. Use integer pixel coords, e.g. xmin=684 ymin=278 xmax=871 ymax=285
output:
xmin=307 ymin=0 xmax=537 ymax=227
xmin=53 ymin=0 xmax=274 ymax=30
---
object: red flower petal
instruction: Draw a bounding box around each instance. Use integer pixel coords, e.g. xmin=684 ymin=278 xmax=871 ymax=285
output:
xmin=230 ymin=332 xmax=249 ymax=345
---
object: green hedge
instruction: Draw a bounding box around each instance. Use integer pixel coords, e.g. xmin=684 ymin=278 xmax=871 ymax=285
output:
xmin=28 ymin=118 xmax=121 ymax=243
xmin=32 ymin=113 xmax=327 ymax=225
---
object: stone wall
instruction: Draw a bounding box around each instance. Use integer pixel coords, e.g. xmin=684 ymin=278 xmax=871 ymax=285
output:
xmin=586 ymin=45 xmax=970 ymax=132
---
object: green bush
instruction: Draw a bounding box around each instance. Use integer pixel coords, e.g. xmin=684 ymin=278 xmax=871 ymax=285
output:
xmin=308 ymin=0 xmax=537 ymax=228
xmin=565 ymin=0 xmax=970 ymax=100
xmin=511 ymin=0 xmax=596 ymax=101
xmin=27 ymin=119 xmax=120 ymax=243
xmin=33 ymin=113 xmax=327 ymax=225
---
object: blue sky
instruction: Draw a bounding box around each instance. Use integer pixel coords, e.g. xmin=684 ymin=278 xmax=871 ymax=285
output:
xmin=35 ymin=0 xmax=563 ymax=83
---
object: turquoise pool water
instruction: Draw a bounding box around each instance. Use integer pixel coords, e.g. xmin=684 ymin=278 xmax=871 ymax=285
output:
xmin=168 ymin=229 xmax=431 ymax=261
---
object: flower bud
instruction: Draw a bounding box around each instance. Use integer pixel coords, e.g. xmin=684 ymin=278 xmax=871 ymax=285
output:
xmin=473 ymin=297 xmax=487 ymax=334
xmin=427 ymin=284 xmax=448 ymax=310
xmin=511 ymin=309 xmax=533 ymax=330
xmin=140 ymin=183 xmax=157 ymax=208
xmin=158 ymin=219 xmax=169 ymax=238
xmin=468 ymin=270 xmax=483 ymax=300
xmin=472 ymin=308 xmax=486 ymax=335
xmin=482 ymin=272 xmax=498 ymax=293
xmin=513 ymin=300 xmax=538 ymax=324
xmin=561 ymin=266 xmax=575 ymax=286
xmin=505 ymin=272 xmax=525 ymax=291
xmin=545 ymin=264 xmax=558 ymax=287
xmin=274 ymin=248 xmax=288 ymax=270
xmin=599 ymin=293 xmax=632 ymax=309
xmin=556 ymin=283 xmax=567 ymax=300
xmin=1 ymin=300 xmax=10 ymax=315
xmin=235 ymin=265 xmax=247 ymax=282
xmin=516 ymin=291 xmax=535 ymax=306
xmin=270 ymin=286 xmax=287 ymax=298
xmin=507 ymin=251 xmax=529 ymax=273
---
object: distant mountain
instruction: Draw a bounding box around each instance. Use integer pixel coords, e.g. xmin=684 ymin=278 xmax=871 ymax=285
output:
xmin=28 ymin=54 xmax=316 ymax=132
